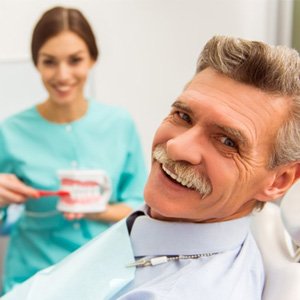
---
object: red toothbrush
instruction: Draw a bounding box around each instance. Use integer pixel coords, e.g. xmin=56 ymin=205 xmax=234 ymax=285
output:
xmin=38 ymin=190 xmax=70 ymax=197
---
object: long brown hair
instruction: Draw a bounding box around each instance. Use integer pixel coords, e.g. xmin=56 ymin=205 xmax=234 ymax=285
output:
xmin=31 ymin=6 xmax=98 ymax=65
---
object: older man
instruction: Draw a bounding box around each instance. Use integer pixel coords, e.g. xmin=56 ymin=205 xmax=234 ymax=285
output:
xmin=3 ymin=36 xmax=300 ymax=300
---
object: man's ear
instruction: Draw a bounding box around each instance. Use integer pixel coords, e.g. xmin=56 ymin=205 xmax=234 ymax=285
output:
xmin=255 ymin=163 xmax=300 ymax=202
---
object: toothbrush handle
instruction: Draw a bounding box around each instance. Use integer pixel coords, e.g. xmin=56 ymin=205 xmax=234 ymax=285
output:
xmin=38 ymin=190 xmax=70 ymax=197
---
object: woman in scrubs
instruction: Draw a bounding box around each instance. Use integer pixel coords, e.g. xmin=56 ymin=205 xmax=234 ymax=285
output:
xmin=0 ymin=6 xmax=146 ymax=292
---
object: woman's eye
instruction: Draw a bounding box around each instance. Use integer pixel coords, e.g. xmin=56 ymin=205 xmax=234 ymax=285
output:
xmin=220 ymin=136 xmax=237 ymax=148
xmin=69 ymin=57 xmax=82 ymax=65
xmin=42 ymin=59 xmax=55 ymax=66
xmin=177 ymin=111 xmax=192 ymax=124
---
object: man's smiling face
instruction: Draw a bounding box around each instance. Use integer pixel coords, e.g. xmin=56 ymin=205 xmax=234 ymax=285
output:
xmin=144 ymin=68 xmax=290 ymax=223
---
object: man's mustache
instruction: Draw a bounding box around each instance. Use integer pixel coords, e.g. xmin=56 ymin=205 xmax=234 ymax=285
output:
xmin=153 ymin=144 xmax=212 ymax=198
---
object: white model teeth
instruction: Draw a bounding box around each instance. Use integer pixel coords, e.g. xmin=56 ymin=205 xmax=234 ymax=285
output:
xmin=61 ymin=185 xmax=100 ymax=199
xmin=162 ymin=164 xmax=193 ymax=189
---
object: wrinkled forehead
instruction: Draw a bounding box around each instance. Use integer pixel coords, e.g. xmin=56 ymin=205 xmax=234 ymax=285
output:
xmin=181 ymin=69 xmax=292 ymax=123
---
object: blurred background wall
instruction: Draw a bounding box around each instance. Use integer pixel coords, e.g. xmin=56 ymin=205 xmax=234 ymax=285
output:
xmin=0 ymin=0 xmax=298 ymax=290
xmin=292 ymin=0 xmax=300 ymax=50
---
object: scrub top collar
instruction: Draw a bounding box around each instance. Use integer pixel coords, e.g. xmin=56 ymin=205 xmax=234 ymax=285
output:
xmin=130 ymin=205 xmax=251 ymax=256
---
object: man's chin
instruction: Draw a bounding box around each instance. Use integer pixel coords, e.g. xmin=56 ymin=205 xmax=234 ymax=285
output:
xmin=147 ymin=205 xmax=203 ymax=222
xmin=147 ymin=205 xmax=178 ymax=221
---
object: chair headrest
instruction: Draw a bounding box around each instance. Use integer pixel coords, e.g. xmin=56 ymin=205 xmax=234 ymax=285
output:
xmin=280 ymin=180 xmax=300 ymax=247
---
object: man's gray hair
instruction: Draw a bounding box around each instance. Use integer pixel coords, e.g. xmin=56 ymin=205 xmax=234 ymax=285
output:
xmin=196 ymin=35 xmax=300 ymax=169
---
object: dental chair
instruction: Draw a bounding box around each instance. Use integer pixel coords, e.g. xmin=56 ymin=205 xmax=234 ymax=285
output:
xmin=251 ymin=182 xmax=300 ymax=300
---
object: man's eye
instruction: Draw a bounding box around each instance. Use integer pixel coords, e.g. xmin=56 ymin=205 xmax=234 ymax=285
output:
xmin=177 ymin=111 xmax=192 ymax=124
xmin=220 ymin=136 xmax=237 ymax=148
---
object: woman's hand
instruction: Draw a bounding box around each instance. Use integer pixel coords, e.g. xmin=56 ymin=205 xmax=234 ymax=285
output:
xmin=0 ymin=174 xmax=39 ymax=206
xmin=63 ymin=203 xmax=133 ymax=222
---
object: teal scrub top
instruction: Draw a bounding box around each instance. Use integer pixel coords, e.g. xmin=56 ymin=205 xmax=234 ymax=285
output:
xmin=0 ymin=100 xmax=147 ymax=292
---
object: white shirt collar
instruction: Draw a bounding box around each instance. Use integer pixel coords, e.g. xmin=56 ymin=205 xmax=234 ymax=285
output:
xmin=130 ymin=206 xmax=250 ymax=256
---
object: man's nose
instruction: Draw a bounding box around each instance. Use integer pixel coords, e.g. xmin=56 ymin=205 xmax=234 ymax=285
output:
xmin=166 ymin=128 xmax=203 ymax=165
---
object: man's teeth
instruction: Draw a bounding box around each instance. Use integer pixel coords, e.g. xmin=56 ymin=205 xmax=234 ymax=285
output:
xmin=162 ymin=164 xmax=193 ymax=188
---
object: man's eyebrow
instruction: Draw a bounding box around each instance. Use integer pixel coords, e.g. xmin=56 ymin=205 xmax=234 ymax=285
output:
xmin=171 ymin=100 xmax=193 ymax=114
xmin=213 ymin=123 xmax=248 ymax=146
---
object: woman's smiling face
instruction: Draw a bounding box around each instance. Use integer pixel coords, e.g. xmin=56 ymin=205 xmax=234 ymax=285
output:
xmin=144 ymin=68 xmax=290 ymax=223
xmin=36 ymin=30 xmax=94 ymax=105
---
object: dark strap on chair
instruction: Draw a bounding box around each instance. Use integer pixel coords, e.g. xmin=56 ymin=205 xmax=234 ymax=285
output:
xmin=126 ymin=210 xmax=145 ymax=235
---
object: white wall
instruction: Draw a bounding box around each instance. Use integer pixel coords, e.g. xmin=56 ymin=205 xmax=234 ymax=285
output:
xmin=0 ymin=0 xmax=294 ymax=164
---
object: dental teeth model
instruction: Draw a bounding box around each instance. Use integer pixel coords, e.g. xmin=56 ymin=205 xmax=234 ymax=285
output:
xmin=57 ymin=170 xmax=112 ymax=213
